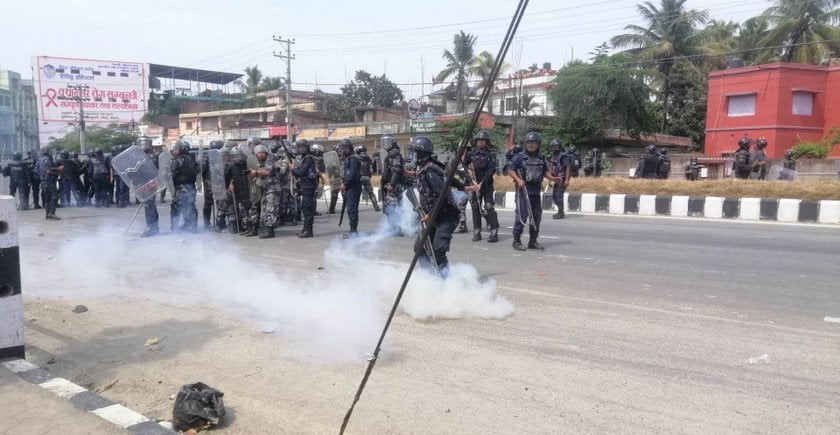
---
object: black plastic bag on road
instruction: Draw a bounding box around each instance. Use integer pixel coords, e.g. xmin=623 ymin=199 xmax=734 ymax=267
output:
xmin=172 ymin=382 xmax=226 ymax=431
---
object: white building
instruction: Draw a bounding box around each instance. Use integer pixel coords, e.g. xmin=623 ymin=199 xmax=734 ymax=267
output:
xmin=487 ymin=67 xmax=556 ymax=117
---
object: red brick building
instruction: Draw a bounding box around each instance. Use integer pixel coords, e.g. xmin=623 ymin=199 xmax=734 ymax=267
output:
xmin=705 ymin=62 xmax=840 ymax=158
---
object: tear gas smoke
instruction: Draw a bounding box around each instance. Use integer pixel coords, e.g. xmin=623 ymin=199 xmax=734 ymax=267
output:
xmin=21 ymin=204 xmax=513 ymax=362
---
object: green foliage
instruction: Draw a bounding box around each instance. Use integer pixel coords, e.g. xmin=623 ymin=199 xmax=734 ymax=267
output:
xmin=48 ymin=126 xmax=137 ymax=153
xmin=432 ymin=118 xmax=507 ymax=152
xmin=791 ymin=141 xmax=830 ymax=158
xmin=665 ymin=60 xmax=707 ymax=147
xmin=323 ymin=70 xmax=404 ymax=122
xmin=436 ymin=31 xmax=478 ymax=113
xmin=548 ymin=58 xmax=655 ymax=142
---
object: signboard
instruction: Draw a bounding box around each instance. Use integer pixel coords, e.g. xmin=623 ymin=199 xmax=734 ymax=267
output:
xmin=328 ymin=126 xmax=366 ymax=139
xmin=34 ymin=56 xmax=147 ymax=125
xmin=298 ymin=128 xmax=329 ymax=140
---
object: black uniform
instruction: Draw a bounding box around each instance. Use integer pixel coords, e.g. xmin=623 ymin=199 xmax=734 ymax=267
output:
xmin=171 ymin=152 xmax=198 ymax=232
xmin=28 ymin=151 xmax=42 ymax=209
xmin=38 ymin=152 xmax=63 ymax=219
xmin=549 ymin=150 xmax=571 ymax=218
xmin=3 ymin=156 xmax=31 ymax=210
xmin=341 ymin=153 xmax=362 ymax=235
xmin=636 ymin=150 xmax=661 ymax=179
xmin=414 ymin=159 xmax=463 ymax=272
xmin=292 ymin=153 xmax=319 ymax=237
xmin=357 ymin=152 xmax=380 ymax=212
xmin=142 ymin=150 xmax=160 ymax=237
xmin=380 ymin=147 xmax=407 ymax=232
xmin=463 ymin=146 xmax=500 ymax=240
xmin=509 ymin=151 xmax=548 ymax=248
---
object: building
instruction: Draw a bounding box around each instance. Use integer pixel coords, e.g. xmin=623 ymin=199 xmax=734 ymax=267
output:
xmin=705 ymin=61 xmax=840 ymax=158
xmin=0 ymin=69 xmax=39 ymax=155
xmin=488 ymin=66 xmax=556 ymax=117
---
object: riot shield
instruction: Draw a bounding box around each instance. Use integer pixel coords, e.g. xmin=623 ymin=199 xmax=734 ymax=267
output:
xmin=768 ymin=165 xmax=797 ymax=181
xmin=208 ymin=149 xmax=226 ymax=196
xmin=158 ymin=148 xmax=176 ymax=195
xmin=323 ymin=150 xmax=341 ymax=188
xmin=111 ymin=145 xmax=164 ymax=202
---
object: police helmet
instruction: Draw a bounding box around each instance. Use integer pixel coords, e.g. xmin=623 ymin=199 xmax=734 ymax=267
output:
xmin=60 ymin=151 xmax=70 ymax=159
xmin=95 ymin=148 xmax=104 ymax=157
xmin=474 ymin=129 xmax=491 ymax=143
xmin=738 ymin=136 xmax=751 ymax=149
xmin=247 ymin=136 xmax=261 ymax=146
xmin=511 ymin=144 xmax=523 ymax=154
xmin=310 ymin=143 xmax=323 ymax=156
xmin=354 ymin=145 xmax=366 ymax=155
xmin=566 ymin=143 xmax=577 ymax=153
xmin=220 ymin=147 xmax=231 ymax=157
xmin=254 ymin=144 xmax=269 ymax=155
xmin=784 ymin=150 xmax=793 ymax=159
xmin=87 ymin=150 xmax=96 ymax=158
xmin=11 ymin=152 xmax=22 ymax=161
xmin=230 ymin=146 xmax=245 ymax=160
xmin=136 ymin=136 xmax=153 ymax=149
xmin=756 ymin=138 xmax=768 ymax=149
xmin=71 ymin=152 xmax=78 ymax=159
xmin=296 ymin=139 xmax=311 ymax=155
xmin=209 ymin=140 xmax=225 ymax=150
xmin=339 ymin=138 xmax=353 ymax=155
xmin=645 ymin=144 xmax=656 ymax=153
xmin=169 ymin=142 xmax=182 ymax=154
xmin=524 ymin=131 xmax=541 ymax=145
xmin=409 ymin=136 xmax=434 ymax=156
xmin=689 ymin=156 xmax=698 ymax=164
xmin=549 ymin=138 xmax=563 ymax=150
xmin=269 ymin=142 xmax=283 ymax=154
xmin=381 ymin=134 xmax=398 ymax=151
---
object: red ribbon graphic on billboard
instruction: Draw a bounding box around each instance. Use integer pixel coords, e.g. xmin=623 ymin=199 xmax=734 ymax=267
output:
xmin=45 ymin=88 xmax=58 ymax=107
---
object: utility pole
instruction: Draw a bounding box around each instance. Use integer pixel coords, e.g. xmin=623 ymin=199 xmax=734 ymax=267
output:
xmin=273 ymin=35 xmax=295 ymax=141
xmin=67 ymin=83 xmax=90 ymax=153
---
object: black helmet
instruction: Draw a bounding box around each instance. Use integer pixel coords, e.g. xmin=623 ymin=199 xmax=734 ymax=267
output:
xmin=524 ymin=131 xmax=541 ymax=145
xmin=646 ymin=144 xmax=656 ymax=153
xmin=230 ymin=146 xmax=245 ymax=160
xmin=354 ymin=145 xmax=366 ymax=155
xmin=756 ymin=138 xmax=768 ymax=149
xmin=311 ymin=143 xmax=324 ymax=156
xmin=549 ymin=138 xmax=563 ymax=150
xmin=87 ymin=150 xmax=96 ymax=157
xmin=209 ymin=140 xmax=225 ymax=150
xmin=11 ymin=152 xmax=22 ymax=161
xmin=511 ymin=144 xmax=523 ymax=154
xmin=474 ymin=129 xmax=491 ymax=143
xmin=71 ymin=152 xmax=78 ymax=159
xmin=270 ymin=142 xmax=282 ymax=154
xmin=136 ymin=136 xmax=153 ymax=150
xmin=409 ymin=136 xmax=434 ymax=155
xmin=111 ymin=145 xmax=121 ymax=155
xmin=339 ymin=138 xmax=353 ymax=155
xmin=95 ymin=148 xmax=104 ymax=157
xmin=689 ymin=156 xmax=698 ymax=163
xmin=169 ymin=141 xmax=182 ymax=155
xmin=247 ymin=136 xmax=261 ymax=146
xmin=784 ymin=150 xmax=793 ymax=159
xmin=381 ymin=134 xmax=398 ymax=151
xmin=738 ymin=136 xmax=751 ymax=149
xmin=60 ymin=151 xmax=70 ymax=159
xmin=295 ymin=139 xmax=310 ymax=155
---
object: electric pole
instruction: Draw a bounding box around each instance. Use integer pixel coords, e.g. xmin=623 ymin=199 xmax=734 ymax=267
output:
xmin=273 ymin=35 xmax=295 ymax=141
xmin=67 ymin=83 xmax=90 ymax=153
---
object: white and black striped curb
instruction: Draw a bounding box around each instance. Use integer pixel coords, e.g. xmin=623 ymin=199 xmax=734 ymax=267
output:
xmin=491 ymin=192 xmax=840 ymax=224
xmin=1 ymin=359 xmax=176 ymax=435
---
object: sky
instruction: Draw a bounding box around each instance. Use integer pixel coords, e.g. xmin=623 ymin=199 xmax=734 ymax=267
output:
xmin=1 ymin=0 xmax=775 ymax=102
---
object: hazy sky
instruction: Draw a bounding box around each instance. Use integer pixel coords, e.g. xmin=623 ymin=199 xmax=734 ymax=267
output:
xmin=2 ymin=0 xmax=771 ymax=100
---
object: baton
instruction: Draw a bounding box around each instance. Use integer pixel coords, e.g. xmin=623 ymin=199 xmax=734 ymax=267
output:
xmin=124 ymin=202 xmax=144 ymax=236
xmin=338 ymin=190 xmax=347 ymax=227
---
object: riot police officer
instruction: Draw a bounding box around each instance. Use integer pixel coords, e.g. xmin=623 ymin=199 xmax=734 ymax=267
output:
xmin=733 ymin=136 xmax=752 ymax=179
xmin=752 ymin=137 xmax=768 ymax=180
xmin=112 ymin=145 xmax=130 ymax=207
xmin=226 ymin=147 xmax=253 ymax=234
xmin=136 ymin=137 xmax=160 ymax=237
xmin=38 ymin=149 xmax=64 ymax=220
xmin=507 ymin=132 xmax=558 ymax=251
xmin=339 ymin=139 xmax=362 ymax=238
xmin=170 ymin=141 xmax=199 ymax=232
xmin=410 ymin=136 xmax=478 ymax=273
xmin=657 ymin=149 xmax=671 ymax=179
xmin=635 ymin=144 xmax=661 ymax=179
xmin=684 ymin=157 xmax=701 ymax=181
xmin=548 ymin=139 xmax=571 ymax=219
xmin=463 ymin=129 xmax=501 ymax=242
xmin=28 ymin=150 xmax=42 ymax=209
xmin=248 ymin=144 xmax=285 ymax=239
xmin=89 ymin=149 xmax=111 ymax=207
xmin=355 ymin=144 xmax=381 ymax=212
xmin=3 ymin=153 xmax=31 ymax=210
xmin=201 ymin=140 xmax=225 ymax=229
xmin=380 ymin=134 xmax=407 ymax=233
xmin=583 ymin=147 xmax=603 ymax=177
xmin=291 ymin=139 xmax=319 ymax=238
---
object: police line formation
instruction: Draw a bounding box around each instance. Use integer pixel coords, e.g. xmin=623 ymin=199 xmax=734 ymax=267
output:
xmin=1 ymin=131 xmax=800 ymax=275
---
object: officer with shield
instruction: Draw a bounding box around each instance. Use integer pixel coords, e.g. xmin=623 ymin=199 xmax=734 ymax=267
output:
xmin=226 ymin=147 xmax=253 ymax=234
xmin=135 ymin=137 xmax=161 ymax=236
xmin=355 ymin=144 xmax=381 ymax=212
xmin=327 ymin=144 xmax=344 ymax=214
xmin=201 ymin=140 xmax=225 ymax=229
xmin=112 ymin=145 xmax=131 ymax=207
xmin=170 ymin=141 xmax=199 ymax=233
xmin=380 ymin=134 xmax=407 ymax=233
xmin=507 ymin=132 xmax=559 ymax=251
xmin=291 ymin=139 xmax=319 ymax=238
xmin=464 ymin=129 xmax=501 ymax=242
xmin=338 ymin=139 xmax=362 ymax=238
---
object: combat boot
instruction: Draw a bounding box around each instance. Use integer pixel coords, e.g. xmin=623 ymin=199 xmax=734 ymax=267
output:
xmin=243 ymin=228 xmax=258 ymax=237
xmin=512 ymin=236 xmax=526 ymax=251
xmin=258 ymin=226 xmax=274 ymax=239
xmin=297 ymin=227 xmax=313 ymax=238
xmin=487 ymin=228 xmax=498 ymax=243
xmin=528 ymin=230 xmax=544 ymax=250
xmin=472 ymin=229 xmax=482 ymax=242
xmin=140 ymin=226 xmax=159 ymax=238
xmin=552 ymin=211 xmax=565 ymax=219
xmin=457 ymin=220 xmax=468 ymax=233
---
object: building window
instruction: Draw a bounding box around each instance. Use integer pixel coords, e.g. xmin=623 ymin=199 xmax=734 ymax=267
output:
xmin=727 ymin=94 xmax=755 ymax=117
xmin=186 ymin=121 xmax=193 ymax=130
xmin=505 ymin=97 xmax=517 ymax=114
xmin=499 ymin=99 xmax=505 ymax=113
xmin=792 ymin=91 xmax=813 ymax=115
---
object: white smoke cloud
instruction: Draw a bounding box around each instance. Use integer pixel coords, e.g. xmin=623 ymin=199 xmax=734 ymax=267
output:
xmin=21 ymin=209 xmax=514 ymax=363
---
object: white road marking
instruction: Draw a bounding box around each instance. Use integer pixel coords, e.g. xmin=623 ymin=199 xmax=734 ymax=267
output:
xmin=92 ymin=404 xmax=149 ymax=428
xmin=823 ymin=316 xmax=840 ymax=324
xmin=39 ymin=377 xmax=87 ymax=398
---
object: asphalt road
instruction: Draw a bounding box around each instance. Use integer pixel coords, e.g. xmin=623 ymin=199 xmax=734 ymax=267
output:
xmin=10 ymin=198 xmax=840 ymax=434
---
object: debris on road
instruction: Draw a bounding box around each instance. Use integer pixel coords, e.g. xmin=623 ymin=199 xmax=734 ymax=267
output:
xmin=144 ymin=337 xmax=160 ymax=346
xmin=746 ymin=354 xmax=771 ymax=365
xmin=72 ymin=305 xmax=88 ymax=314
xmin=173 ymin=382 xmax=226 ymax=432
xmin=96 ymin=379 xmax=118 ymax=393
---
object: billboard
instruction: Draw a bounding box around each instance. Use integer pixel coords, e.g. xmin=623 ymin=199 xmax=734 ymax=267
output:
xmin=34 ymin=56 xmax=147 ymax=125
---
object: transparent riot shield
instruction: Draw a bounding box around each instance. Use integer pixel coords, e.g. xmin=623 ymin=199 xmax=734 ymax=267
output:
xmin=768 ymin=164 xmax=797 ymax=181
xmin=208 ymin=149 xmax=226 ymax=196
xmin=323 ymin=150 xmax=342 ymax=190
xmin=157 ymin=148 xmax=176 ymax=195
xmin=111 ymin=145 xmax=164 ymax=202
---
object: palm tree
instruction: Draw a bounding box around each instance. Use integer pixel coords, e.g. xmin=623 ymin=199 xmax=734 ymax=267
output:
xmin=760 ymin=0 xmax=840 ymax=64
xmin=519 ymin=94 xmax=541 ymax=116
xmin=259 ymin=76 xmax=284 ymax=92
xmin=436 ymin=30 xmax=478 ymax=113
xmin=611 ymin=0 xmax=709 ymax=129
xmin=699 ymin=20 xmax=740 ymax=70
xmin=237 ymin=65 xmax=264 ymax=94
xmin=736 ymin=17 xmax=770 ymax=65
xmin=470 ymin=51 xmax=509 ymax=113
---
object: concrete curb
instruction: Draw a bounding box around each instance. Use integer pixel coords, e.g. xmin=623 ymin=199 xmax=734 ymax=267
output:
xmin=490 ymin=191 xmax=840 ymax=224
xmin=1 ymin=359 xmax=176 ymax=435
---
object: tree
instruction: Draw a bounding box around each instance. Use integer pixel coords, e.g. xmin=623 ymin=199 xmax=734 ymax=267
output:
xmin=736 ymin=17 xmax=770 ymax=65
xmin=519 ymin=94 xmax=541 ymax=116
xmin=433 ymin=117 xmax=507 ymax=152
xmin=760 ymin=0 xmax=840 ymax=64
xmin=611 ymin=0 xmax=709 ymax=130
xmin=548 ymin=57 xmax=655 ymax=142
xmin=471 ymin=50 xmax=509 ymax=111
xmin=665 ymin=60 xmax=707 ymax=146
xmin=260 ymin=76 xmax=284 ymax=92
xmin=48 ymin=125 xmax=137 ymax=153
xmin=238 ymin=65 xmax=264 ymax=94
xmin=322 ymin=70 xmax=404 ymax=122
xmin=436 ymin=31 xmax=478 ymax=113
xmin=699 ymin=20 xmax=740 ymax=70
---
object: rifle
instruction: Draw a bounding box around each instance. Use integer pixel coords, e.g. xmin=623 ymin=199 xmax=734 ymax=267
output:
xmin=404 ymin=187 xmax=439 ymax=271
xmin=338 ymin=190 xmax=347 ymax=227
xmin=516 ymin=168 xmax=537 ymax=232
